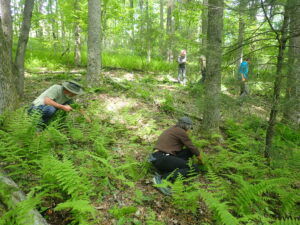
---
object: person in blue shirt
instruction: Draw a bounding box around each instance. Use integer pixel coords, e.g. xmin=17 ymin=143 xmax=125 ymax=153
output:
xmin=239 ymin=58 xmax=250 ymax=96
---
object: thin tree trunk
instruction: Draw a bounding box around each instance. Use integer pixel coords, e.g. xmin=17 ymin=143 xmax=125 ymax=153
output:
xmin=201 ymin=0 xmax=208 ymax=56
xmin=87 ymin=0 xmax=102 ymax=87
xmin=0 ymin=0 xmax=13 ymax=59
xmin=146 ymin=0 xmax=151 ymax=63
xmin=264 ymin=5 xmax=289 ymax=160
xmin=283 ymin=0 xmax=300 ymax=125
xmin=235 ymin=0 xmax=247 ymax=76
xmin=14 ymin=0 xmax=35 ymax=97
xmin=36 ymin=0 xmax=44 ymax=37
xmin=74 ymin=0 xmax=81 ymax=66
xmin=160 ymin=0 xmax=164 ymax=30
xmin=166 ymin=0 xmax=173 ymax=61
xmin=48 ymin=0 xmax=57 ymax=39
xmin=202 ymin=0 xmax=224 ymax=134
xmin=130 ymin=0 xmax=134 ymax=42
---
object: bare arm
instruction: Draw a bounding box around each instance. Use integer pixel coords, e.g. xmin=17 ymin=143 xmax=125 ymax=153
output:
xmin=44 ymin=97 xmax=72 ymax=111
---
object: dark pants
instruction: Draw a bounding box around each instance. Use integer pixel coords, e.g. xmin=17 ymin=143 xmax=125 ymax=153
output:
xmin=151 ymin=149 xmax=200 ymax=182
xmin=28 ymin=100 xmax=72 ymax=125
xmin=240 ymin=80 xmax=249 ymax=96
xmin=178 ymin=66 xmax=186 ymax=85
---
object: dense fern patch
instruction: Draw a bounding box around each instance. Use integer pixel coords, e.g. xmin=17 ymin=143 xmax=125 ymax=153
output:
xmin=0 ymin=72 xmax=299 ymax=224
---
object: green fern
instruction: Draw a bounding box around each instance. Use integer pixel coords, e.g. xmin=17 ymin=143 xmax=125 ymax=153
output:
xmin=273 ymin=218 xmax=300 ymax=225
xmin=228 ymin=175 xmax=288 ymax=216
xmin=199 ymin=189 xmax=239 ymax=225
xmin=39 ymin=156 xmax=93 ymax=198
xmin=55 ymin=199 xmax=95 ymax=225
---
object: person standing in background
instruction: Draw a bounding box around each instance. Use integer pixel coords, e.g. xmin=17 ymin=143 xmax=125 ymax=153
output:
xmin=199 ymin=55 xmax=207 ymax=83
xmin=239 ymin=58 xmax=250 ymax=97
xmin=178 ymin=50 xmax=187 ymax=85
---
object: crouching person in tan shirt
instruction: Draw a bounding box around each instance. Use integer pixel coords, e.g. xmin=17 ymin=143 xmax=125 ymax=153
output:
xmin=28 ymin=80 xmax=84 ymax=128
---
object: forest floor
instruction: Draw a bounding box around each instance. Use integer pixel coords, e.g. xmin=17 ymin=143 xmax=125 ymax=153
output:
xmin=3 ymin=68 xmax=296 ymax=225
xmin=24 ymin=69 xmax=213 ymax=224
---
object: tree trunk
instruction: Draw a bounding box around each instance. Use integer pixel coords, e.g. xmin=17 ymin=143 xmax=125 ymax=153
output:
xmin=14 ymin=0 xmax=35 ymax=97
xmin=87 ymin=0 xmax=102 ymax=87
xmin=166 ymin=0 xmax=173 ymax=62
xmin=283 ymin=0 xmax=300 ymax=125
xmin=130 ymin=0 xmax=134 ymax=42
xmin=0 ymin=19 xmax=18 ymax=114
xmin=201 ymin=0 xmax=208 ymax=56
xmin=235 ymin=0 xmax=247 ymax=76
xmin=74 ymin=0 xmax=81 ymax=66
xmin=146 ymin=0 xmax=151 ymax=63
xmin=264 ymin=5 xmax=289 ymax=160
xmin=47 ymin=0 xmax=57 ymax=39
xmin=160 ymin=0 xmax=164 ymax=30
xmin=202 ymin=0 xmax=224 ymax=134
xmin=0 ymin=0 xmax=13 ymax=59
xmin=36 ymin=0 xmax=44 ymax=37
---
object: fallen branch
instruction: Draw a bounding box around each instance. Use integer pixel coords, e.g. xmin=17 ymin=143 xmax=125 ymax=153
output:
xmin=0 ymin=169 xmax=49 ymax=225
xmin=26 ymin=70 xmax=85 ymax=75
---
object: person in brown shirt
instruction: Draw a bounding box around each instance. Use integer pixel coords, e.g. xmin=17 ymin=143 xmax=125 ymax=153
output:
xmin=150 ymin=117 xmax=202 ymax=194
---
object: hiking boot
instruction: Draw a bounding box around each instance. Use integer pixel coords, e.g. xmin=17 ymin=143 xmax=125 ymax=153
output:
xmin=152 ymin=175 xmax=172 ymax=196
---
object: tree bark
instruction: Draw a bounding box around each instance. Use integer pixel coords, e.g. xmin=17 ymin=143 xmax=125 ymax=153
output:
xmin=166 ymin=0 xmax=174 ymax=62
xmin=87 ymin=0 xmax=102 ymax=87
xmin=283 ymin=0 xmax=300 ymax=125
xmin=0 ymin=0 xmax=13 ymax=59
xmin=202 ymin=0 xmax=224 ymax=134
xmin=14 ymin=0 xmax=35 ymax=97
xmin=201 ymin=0 xmax=208 ymax=56
xmin=74 ymin=0 xmax=81 ymax=66
xmin=264 ymin=4 xmax=289 ymax=160
xmin=0 ymin=19 xmax=18 ymax=114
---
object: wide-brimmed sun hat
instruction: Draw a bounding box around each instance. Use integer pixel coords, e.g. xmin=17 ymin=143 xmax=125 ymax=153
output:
xmin=62 ymin=80 xmax=84 ymax=95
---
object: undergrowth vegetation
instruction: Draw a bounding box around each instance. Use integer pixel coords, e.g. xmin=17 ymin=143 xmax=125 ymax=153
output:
xmin=0 ymin=71 xmax=299 ymax=224
xmin=25 ymin=38 xmax=175 ymax=73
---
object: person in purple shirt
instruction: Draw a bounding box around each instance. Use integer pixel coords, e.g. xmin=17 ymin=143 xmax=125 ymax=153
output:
xmin=239 ymin=58 xmax=250 ymax=96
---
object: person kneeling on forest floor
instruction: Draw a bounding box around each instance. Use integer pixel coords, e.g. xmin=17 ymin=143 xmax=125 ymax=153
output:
xmin=149 ymin=117 xmax=203 ymax=195
xmin=28 ymin=80 xmax=84 ymax=128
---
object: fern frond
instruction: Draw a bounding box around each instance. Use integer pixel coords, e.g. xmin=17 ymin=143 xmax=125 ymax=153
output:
xmin=39 ymin=156 xmax=92 ymax=198
xmin=228 ymin=174 xmax=288 ymax=215
xmin=273 ymin=218 xmax=300 ymax=225
xmin=199 ymin=189 xmax=239 ymax=225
